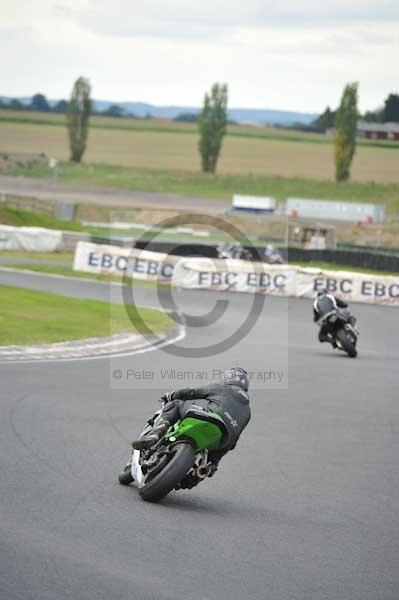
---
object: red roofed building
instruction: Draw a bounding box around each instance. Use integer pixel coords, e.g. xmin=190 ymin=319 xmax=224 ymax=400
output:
xmin=357 ymin=121 xmax=399 ymax=141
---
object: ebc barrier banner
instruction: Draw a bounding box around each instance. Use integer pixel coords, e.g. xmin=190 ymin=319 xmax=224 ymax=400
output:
xmin=172 ymin=257 xmax=399 ymax=306
xmin=73 ymin=241 xmax=179 ymax=282
xmin=74 ymin=243 xmax=399 ymax=306
xmin=172 ymin=257 xmax=297 ymax=296
xmin=294 ymin=267 xmax=399 ymax=306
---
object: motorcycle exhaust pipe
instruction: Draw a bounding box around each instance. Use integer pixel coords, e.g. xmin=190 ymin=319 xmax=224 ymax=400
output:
xmin=197 ymin=466 xmax=211 ymax=479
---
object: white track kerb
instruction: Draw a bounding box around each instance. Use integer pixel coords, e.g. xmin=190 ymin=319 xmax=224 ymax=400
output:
xmin=0 ymin=317 xmax=186 ymax=364
xmin=0 ymin=266 xmax=185 ymax=364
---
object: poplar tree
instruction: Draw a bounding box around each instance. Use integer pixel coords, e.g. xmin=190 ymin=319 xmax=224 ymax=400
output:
xmin=334 ymin=82 xmax=358 ymax=182
xmin=198 ymin=83 xmax=228 ymax=173
xmin=67 ymin=77 xmax=92 ymax=163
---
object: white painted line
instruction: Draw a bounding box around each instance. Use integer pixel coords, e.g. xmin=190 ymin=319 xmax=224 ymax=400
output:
xmin=0 ymin=323 xmax=186 ymax=365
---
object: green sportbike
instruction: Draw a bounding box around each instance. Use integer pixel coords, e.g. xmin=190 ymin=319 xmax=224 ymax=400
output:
xmin=118 ymin=406 xmax=229 ymax=503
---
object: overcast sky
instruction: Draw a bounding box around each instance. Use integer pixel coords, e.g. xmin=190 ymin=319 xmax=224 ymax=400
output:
xmin=1 ymin=0 xmax=398 ymax=113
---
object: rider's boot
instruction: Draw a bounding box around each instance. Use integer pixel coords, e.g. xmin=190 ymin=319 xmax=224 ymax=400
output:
xmin=132 ymin=419 xmax=171 ymax=450
xmin=318 ymin=330 xmax=328 ymax=343
xmin=328 ymin=335 xmax=338 ymax=348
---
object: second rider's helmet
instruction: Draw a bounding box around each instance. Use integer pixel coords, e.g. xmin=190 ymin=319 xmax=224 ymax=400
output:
xmin=223 ymin=367 xmax=250 ymax=391
xmin=317 ymin=288 xmax=328 ymax=297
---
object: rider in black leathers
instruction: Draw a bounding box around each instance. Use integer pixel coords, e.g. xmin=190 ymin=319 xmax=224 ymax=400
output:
xmin=131 ymin=367 xmax=251 ymax=485
xmin=313 ymin=288 xmax=349 ymax=345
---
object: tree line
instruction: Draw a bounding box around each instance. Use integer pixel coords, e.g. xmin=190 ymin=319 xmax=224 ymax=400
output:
xmin=0 ymin=93 xmax=147 ymax=119
xmin=315 ymin=93 xmax=399 ymax=131
xmin=3 ymin=76 xmax=394 ymax=183
xmin=0 ymin=94 xmax=67 ymax=113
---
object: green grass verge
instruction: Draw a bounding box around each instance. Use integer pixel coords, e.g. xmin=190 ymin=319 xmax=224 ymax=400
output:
xmin=87 ymin=225 xmax=240 ymax=244
xmin=0 ymin=285 xmax=172 ymax=345
xmin=0 ymin=205 xmax=84 ymax=231
xmin=0 ymin=250 xmax=74 ymax=262
xmin=0 ymin=205 xmax=235 ymax=243
xmin=8 ymin=162 xmax=399 ymax=215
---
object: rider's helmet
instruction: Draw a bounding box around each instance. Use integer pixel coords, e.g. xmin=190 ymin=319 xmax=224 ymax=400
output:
xmin=317 ymin=288 xmax=328 ymax=297
xmin=223 ymin=367 xmax=250 ymax=391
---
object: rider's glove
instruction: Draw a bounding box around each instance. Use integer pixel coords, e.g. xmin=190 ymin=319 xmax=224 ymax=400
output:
xmin=160 ymin=391 xmax=175 ymax=404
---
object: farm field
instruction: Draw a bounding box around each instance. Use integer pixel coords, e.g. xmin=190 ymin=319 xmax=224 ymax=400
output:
xmin=1 ymin=109 xmax=398 ymax=148
xmin=1 ymin=110 xmax=399 ymax=183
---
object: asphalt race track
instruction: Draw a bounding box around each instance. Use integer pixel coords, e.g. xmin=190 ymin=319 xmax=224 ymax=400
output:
xmin=0 ymin=175 xmax=231 ymax=213
xmin=1 ymin=271 xmax=398 ymax=600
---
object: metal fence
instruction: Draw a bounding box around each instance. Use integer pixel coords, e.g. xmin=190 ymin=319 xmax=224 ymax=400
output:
xmin=286 ymin=198 xmax=386 ymax=224
xmin=135 ymin=240 xmax=399 ymax=273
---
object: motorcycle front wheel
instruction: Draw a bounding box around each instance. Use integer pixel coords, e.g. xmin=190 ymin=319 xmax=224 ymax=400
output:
xmin=336 ymin=328 xmax=358 ymax=358
xmin=139 ymin=442 xmax=196 ymax=503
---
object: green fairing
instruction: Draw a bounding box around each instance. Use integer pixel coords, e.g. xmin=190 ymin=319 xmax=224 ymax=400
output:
xmin=168 ymin=415 xmax=224 ymax=451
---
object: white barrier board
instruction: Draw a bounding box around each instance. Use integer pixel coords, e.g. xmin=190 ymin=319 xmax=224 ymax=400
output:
xmin=0 ymin=225 xmax=63 ymax=251
xmin=172 ymin=257 xmax=399 ymax=306
xmin=73 ymin=241 xmax=180 ymax=281
xmin=172 ymin=257 xmax=297 ymax=295
xmin=73 ymin=242 xmax=399 ymax=306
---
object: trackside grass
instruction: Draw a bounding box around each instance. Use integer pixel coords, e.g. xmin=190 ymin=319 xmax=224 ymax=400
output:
xmin=0 ymin=286 xmax=172 ymax=345
xmin=0 ymin=250 xmax=74 ymax=262
xmin=0 ymin=205 xmax=84 ymax=231
xmin=0 ymin=206 xmax=246 ymax=244
xmin=6 ymin=162 xmax=399 ymax=216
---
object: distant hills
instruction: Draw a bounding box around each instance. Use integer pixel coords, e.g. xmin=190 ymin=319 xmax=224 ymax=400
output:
xmin=93 ymin=101 xmax=318 ymax=126
xmin=0 ymin=95 xmax=318 ymax=126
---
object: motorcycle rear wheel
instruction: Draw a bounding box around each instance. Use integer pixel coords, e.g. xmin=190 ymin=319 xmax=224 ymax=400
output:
xmin=139 ymin=442 xmax=196 ymax=503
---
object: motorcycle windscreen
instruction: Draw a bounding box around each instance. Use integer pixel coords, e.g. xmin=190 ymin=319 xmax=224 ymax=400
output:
xmin=172 ymin=417 xmax=223 ymax=451
xmin=317 ymin=296 xmax=335 ymax=314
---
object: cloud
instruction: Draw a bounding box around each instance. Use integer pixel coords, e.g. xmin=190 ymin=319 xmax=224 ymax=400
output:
xmin=0 ymin=0 xmax=398 ymax=112
xmin=56 ymin=0 xmax=399 ymax=42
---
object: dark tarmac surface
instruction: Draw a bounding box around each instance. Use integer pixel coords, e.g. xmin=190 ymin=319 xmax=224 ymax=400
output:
xmin=1 ymin=271 xmax=398 ymax=599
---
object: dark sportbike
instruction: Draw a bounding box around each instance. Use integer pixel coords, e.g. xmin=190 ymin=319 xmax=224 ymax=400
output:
xmin=118 ymin=406 xmax=229 ymax=502
xmin=318 ymin=307 xmax=359 ymax=358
